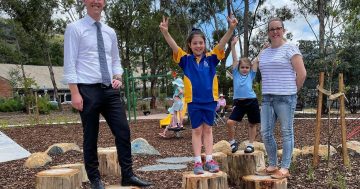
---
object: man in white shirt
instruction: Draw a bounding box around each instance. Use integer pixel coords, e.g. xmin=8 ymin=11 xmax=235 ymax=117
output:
xmin=63 ymin=0 xmax=151 ymax=188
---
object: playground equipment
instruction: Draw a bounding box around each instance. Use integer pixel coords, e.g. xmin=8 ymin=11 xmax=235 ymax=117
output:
xmin=159 ymin=98 xmax=187 ymax=138
xmin=124 ymin=68 xmax=174 ymax=122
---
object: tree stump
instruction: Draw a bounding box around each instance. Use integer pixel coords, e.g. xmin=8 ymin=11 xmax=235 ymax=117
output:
xmin=51 ymin=163 xmax=88 ymax=182
xmin=228 ymin=150 xmax=265 ymax=186
xmin=98 ymin=148 xmax=121 ymax=177
xmin=105 ymin=185 xmax=140 ymax=189
xmin=242 ymin=175 xmax=287 ymax=189
xmin=182 ymin=171 xmax=228 ymax=189
xmin=201 ymin=152 xmax=229 ymax=174
xmin=35 ymin=168 xmax=80 ymax=189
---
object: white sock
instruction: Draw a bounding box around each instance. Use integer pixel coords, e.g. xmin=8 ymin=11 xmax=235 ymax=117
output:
xmin=206 ymin=155 xmax=213 ymax=162
xmin=229 ymin=139 xmax=236 ymax=145
xmin=194 ymin=156 xmax=202 ymax=163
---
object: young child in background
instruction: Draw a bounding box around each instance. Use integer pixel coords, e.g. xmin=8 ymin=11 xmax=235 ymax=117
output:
xmin=216 ymin=94 xmax=226 ymax=117
xmin=226 ymin=36 xmax=261 ymax=154
xmin=159 ymin=77 xmax=184 ymax=137
xmin=159 ymin=15 xmax=238 ymax=174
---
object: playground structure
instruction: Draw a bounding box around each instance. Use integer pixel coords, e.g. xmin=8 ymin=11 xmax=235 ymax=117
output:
xmin=123 ymin=68 xmax=175 ymax=122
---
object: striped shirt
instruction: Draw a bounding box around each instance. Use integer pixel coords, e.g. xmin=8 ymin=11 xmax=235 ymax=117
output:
xmin=259 ymin=43 xmax=302 ymax=95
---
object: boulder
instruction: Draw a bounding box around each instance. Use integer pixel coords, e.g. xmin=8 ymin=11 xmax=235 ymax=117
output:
xmin=239 ymin=140 xmax=267 ymax=155
xmin=45 ymin=143 xmax=81 ymax=156
xmin=24 ymin=152 xmax=52 ymax=168
xmin=337 ymin=140 xmax=360 ymax=157
xmin=213 ymin=140 xmax=232 ymax=155
xmin=131 ymin=138 xmax=160 ymax=155
xmin=277 ymin=148 xmax=302 ymax=161
xmin=302 ymin=145 xmax=337 ymax=158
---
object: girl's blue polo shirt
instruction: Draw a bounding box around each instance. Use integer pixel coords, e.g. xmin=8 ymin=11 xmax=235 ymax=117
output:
xmin=173 ymin=45 xmax=224 ymax=104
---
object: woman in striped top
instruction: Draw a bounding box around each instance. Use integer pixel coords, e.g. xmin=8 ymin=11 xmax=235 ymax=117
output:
xmin=255 ymin=17 xmax=307 ymax=179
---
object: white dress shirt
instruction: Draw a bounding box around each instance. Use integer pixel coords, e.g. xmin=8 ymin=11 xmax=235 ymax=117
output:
xmin=62 ymin=14 xmax=123 ymax=84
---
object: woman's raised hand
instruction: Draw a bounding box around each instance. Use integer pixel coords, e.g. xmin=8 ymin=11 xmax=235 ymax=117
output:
xmin=231 ymin=36 xmax=238 ymax=46
xmin=159 ymin=16 xmax=169 ymax=33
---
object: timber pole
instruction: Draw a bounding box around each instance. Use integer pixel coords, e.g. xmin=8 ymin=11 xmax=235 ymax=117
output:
xmin=313 ymin=72 xmax=324 ymax=167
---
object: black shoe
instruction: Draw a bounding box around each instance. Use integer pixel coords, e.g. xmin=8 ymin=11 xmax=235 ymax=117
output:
xmin=90 ymin=179 xmax=105 ymax=189
xmin=231 ymin=141 xmax=239 ymax=153
xmin=244 ymin=145 xmax=255 ymax=153
xmin=121 ymin=176 xmax=152 ymax=187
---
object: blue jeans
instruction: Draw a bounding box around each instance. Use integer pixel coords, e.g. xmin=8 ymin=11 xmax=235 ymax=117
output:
xmin=260 ymin=94 xmax=297 ymax=169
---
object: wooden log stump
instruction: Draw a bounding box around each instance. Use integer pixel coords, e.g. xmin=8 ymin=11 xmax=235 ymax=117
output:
xmin=228 ymin=150 xmax=265 ymax=186
xmin=51 ymin=163 xmax=88 ymax=182
xmin=98 ymin=148 xmax=121 ymax=177
xmin=201 ymin=152 xmax=229 ymax=174
xmin=36 ymin=168 xmax=80 ymax=189
xmin=105 ymin=185 xmax=140 ymax=189
xmin=242 ymin=175 xmax=287 ymax=189
xmin=182 ymin=171 xmax=228 ymax=189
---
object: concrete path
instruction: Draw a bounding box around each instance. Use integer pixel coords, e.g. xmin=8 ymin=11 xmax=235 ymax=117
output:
xmin=0 ymin=131 xmax=31 ymax=163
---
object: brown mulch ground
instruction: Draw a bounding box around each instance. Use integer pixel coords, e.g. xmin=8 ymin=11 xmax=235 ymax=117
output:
xmin=0 ymin=112 xmax=360 ymax=189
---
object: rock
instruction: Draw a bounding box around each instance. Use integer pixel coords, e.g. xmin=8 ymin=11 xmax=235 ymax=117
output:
xmin=336 ymin=140 xmax=360 ymax=157
xmin=277 ymin=148 xmax=302 ymax=161
xmin=213 ymin=140 xmax=232 ymax=155
xmin=239 ymin=140 xmax=267 ymax=155
xmin=24 ymin=152 xmax=52 ymax=168
xmin=131 ymin=138 xmax=160 ymax=155
xmin=138 ymin=164 xmax=187 ymax=171
xmin=302 ymin=145 xmax=337 ymax=158
xmin=45 ymin=143 xmax=81 ymax=156
xmin=156 ymin=157 xmax=193 ymax=164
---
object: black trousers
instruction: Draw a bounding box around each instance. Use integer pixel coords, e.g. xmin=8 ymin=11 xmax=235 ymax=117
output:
xmin=78 ymin=84 xmax=133 ymax=182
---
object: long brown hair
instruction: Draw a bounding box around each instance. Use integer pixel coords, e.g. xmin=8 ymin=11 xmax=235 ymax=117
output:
xmin=185 ymin=28 xmax=206 ymax=54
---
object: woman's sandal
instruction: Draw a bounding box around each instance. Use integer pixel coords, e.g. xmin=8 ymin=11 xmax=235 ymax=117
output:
xmin=244 ymin=145 xmax=254 ymax=153
xmin=270 ymin=170 xmax=291 ymax=179
xmin=255 ymin=168 xmax=278 ymax=176
xmin=158 ymin=133 xmax=167 ymax=138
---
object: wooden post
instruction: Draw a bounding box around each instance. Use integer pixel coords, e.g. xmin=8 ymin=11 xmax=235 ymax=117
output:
xmin=228 ymin=150 xmax=265 ymax=187
xmin=313 ymin=72 xmax=324 ymax=166
xmin=34 ymin=91 xmax=39 ymax=124
xmin=339 ymin=73 xmax=350 ymax=166
xmin=98 ymin=148 xmax=121 ymax=177
xmin=242 ymin=175 xmax=287 ymax=189
xmin=182 ymin=171 xmax=228 ymax=189
xmin=51 ymin=163 xmax=88 ymax=182
xmin=36 ymin=168 xmax=80 ymax=189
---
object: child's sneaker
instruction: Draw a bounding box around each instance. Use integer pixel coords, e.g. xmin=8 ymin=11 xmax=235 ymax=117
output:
xmin=193 ymin=162 xmax=204 ymax=175
xmin=204 ymin=160 xmax=220 ymax=173
xmin=231 ymin=141 xmax=239 ymax=153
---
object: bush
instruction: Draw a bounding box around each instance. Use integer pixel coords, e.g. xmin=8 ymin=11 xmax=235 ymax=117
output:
xmin=0 ymin=97 xmax=24 ymax=112
xmin=37 ymin=96 xmax=58 ymax=114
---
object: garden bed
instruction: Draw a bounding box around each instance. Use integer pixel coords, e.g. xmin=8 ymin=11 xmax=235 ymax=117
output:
xmin=0 ymin=115 xmax=360 ymax=188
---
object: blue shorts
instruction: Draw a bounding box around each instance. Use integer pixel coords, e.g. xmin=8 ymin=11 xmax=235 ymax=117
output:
xmin=188 ymin=101 xmax=217 ymax=129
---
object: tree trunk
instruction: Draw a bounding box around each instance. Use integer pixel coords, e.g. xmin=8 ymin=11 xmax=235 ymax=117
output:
xmin=201 ymin=152 xmax=229 ymax=174
xmin=35 ymin=168 xmax=81 ymax=189
xmin=98 ymin=148 xmax=121 ymax=177
xmin=243 ymin=0 xmax=249 ymax=57
xmin=51 ymin=163 xmax=88 ymax=183
xmin=46 ymin=48 xmax=62 ymax=111
xmin=242 ymin=175 xmax=287 ymax=189
xmin=182 ymin=171 xmax=228 ymax=189
xmin=228 ymin=150 xmax=265 ymax=187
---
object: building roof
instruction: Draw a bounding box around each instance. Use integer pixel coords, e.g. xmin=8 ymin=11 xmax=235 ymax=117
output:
xmin=0 ymin=64 xmax=68 ymax=90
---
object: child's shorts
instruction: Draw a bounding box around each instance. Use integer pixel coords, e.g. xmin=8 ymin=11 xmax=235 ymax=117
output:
xmin=188 ymin=101 xmax=217 ymax=129
xmin=168 ymin=99 xmax=183 ymax=114
xmin=229 ymin=98 xmax=260 ymax=124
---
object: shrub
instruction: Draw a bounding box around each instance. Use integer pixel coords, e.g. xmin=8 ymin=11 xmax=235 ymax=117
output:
xmin=0 ymin=97 xmax=24 ymax=112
